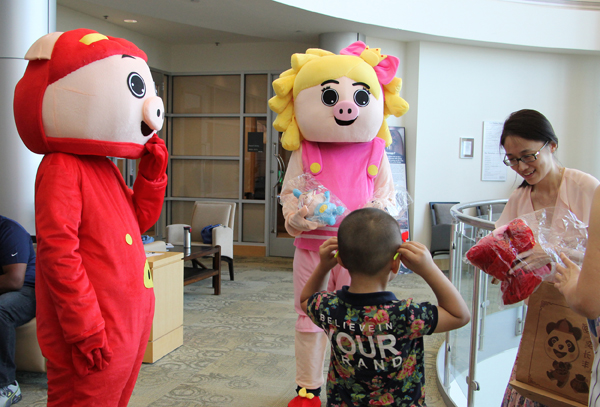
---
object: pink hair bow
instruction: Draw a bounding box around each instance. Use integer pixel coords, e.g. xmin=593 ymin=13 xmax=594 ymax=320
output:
xmin=340 ymin=41 xmax=399 ymax=85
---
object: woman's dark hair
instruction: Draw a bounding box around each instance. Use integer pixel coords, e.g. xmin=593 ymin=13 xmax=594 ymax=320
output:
xmin=500 ymin=109 xmax=559 ymax=188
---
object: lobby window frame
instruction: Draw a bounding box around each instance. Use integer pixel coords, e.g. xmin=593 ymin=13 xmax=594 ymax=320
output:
xmin=164 ymin=72 xmax=273 ymax=246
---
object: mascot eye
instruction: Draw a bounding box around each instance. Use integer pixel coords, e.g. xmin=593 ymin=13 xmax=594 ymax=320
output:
xmin=548 ymin=336 xmax=558 ymax=347
xmin=354 ymin=89 xmax=370 ymax=107
xmin=567 ymin=341 xmax=576 ymax=352
xmin=127 ymin=72 xmax=146 ymax=98
xmin=321 ymin=87 xmax=339 ymax=106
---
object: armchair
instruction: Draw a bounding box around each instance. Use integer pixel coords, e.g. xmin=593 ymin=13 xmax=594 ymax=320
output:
xmin=429 ymin=202 xmax=459 ymax=258
xmin=167 ymin=201 xmax=236 ymax=280
xmin=476 ymin=203 xmax=506 ymax=222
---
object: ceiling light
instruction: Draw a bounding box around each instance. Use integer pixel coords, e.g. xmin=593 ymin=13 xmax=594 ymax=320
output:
xmin=124 ymin=19 xmax=137 ymax=23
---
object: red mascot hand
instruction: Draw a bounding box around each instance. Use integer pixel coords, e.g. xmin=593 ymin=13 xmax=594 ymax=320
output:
xmin=72 ymin=330 xmax=113 ymax=378
xmin=138 ymin=134 xmax=168 ymax=181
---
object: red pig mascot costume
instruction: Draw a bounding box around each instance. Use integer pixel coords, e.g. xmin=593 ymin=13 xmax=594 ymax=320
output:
xmin=13 ymin=29 xmax=167 ymax=406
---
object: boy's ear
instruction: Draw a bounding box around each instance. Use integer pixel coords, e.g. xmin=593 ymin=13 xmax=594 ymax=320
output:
xmin=336 ymin=255 xmax=345 ymax=268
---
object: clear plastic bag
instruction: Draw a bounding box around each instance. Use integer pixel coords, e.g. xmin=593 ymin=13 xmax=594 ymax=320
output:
xmin=464 ymin=207 xmax=587 ymax=305
xmin=366 ymin=183 xmax=413 ymax=222
xmin=278 ymin=173 xmax=347 ymax=226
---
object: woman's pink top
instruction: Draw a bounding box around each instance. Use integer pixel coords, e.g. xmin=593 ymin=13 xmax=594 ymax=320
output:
xmin=496 ymin=168 xmax=599 ymax=227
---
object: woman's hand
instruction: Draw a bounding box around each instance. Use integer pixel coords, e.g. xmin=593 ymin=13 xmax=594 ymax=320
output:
xmin=510 ymin=244 xmax=551 ymax=273
xmin=554 ymin=253 xmax=581 ymax=298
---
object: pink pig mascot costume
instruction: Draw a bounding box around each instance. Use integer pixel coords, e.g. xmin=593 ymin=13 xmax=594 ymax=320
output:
xmin=13 ymin=29 xmax=167 ymax=406
xmin=269 ymin=42 xmax=409 ymax=406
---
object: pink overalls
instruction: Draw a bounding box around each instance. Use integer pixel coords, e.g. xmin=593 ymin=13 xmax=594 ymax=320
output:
xmin=292 ymin=138 xmax=386 ymax=389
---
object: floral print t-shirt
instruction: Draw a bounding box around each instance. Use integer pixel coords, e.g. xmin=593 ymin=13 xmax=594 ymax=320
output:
xmin=307 ymin=286 xmax=438 ymax=407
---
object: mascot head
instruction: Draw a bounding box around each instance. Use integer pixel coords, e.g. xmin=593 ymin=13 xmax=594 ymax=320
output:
xmin=14 ymin=28 xmax=164 ymax=159
xmin=269 ymin=41 xmax=409 ymax=151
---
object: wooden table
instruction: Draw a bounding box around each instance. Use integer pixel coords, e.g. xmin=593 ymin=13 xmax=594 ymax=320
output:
xmin=171 ymin=245 xmax=221 ymax=295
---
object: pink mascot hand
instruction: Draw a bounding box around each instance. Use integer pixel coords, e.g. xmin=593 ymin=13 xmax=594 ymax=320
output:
xmin=138 ymin=134 xmax=168 ymax=181
xmin=285 ymin=205 xmax=321 ymax=236
xmin=72 ymin=330 xmax=113 ymax=378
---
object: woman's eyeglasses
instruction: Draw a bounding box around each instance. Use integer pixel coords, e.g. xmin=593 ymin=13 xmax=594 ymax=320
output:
xmin=503 ymin=142 xmax=549 ymax=167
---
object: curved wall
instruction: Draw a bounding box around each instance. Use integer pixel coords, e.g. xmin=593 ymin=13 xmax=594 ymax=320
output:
xmin=275 ymin=0 xmax=600 ymax=53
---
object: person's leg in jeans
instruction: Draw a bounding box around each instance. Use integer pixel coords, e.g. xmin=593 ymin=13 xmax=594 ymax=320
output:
xmin=0 ymin=286 xmax=36 ymax=386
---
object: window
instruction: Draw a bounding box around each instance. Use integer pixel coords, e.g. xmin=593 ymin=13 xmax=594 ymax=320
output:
xmin=167 ymin=74 xmax=269 ymax=245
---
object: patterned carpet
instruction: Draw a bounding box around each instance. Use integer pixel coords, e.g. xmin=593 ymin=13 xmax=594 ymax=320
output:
xmin=16 ymin=256 xmax=447 ymax=407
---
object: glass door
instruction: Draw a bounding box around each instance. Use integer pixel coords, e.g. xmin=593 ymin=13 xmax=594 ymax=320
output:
xmin=268 ymin=73 xmax=295 ymax=257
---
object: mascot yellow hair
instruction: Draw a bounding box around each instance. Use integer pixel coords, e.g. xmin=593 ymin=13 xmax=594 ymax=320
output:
xmin=269 ymin=43 xmax=409 ymax=151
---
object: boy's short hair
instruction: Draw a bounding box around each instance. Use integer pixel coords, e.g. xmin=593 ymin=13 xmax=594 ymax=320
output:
xmin=338 ymin=208 xmax=402 ymax=275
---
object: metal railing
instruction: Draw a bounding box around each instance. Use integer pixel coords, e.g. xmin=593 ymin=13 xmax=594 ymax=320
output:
xmin=437 ymin=199 xmax=524 ymax=407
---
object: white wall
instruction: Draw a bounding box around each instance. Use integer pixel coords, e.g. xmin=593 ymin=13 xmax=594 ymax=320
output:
xmin=57 ymin=6 xmax=172 ymax=71
xmin=170 ymin=41 xmax=316 ymax=73
xmin=55 ymin=6 xmax=600 ymax=250
xmin=409 ymin=41 xmax=600 ymax=245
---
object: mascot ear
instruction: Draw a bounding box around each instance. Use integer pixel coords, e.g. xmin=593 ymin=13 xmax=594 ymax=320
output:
xmin=25 ymin=32 xmax=63 ymax=60
xmin=546 ymin=322 xmax=556 ymax=334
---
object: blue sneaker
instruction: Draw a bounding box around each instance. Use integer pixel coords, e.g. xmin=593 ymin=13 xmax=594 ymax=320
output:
xmin=0 ymin=381 xmax=21 ymax=406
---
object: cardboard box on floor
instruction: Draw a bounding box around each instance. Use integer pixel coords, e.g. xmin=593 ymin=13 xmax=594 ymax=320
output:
xmin=511 ymin=282 xmax=592 ymax=407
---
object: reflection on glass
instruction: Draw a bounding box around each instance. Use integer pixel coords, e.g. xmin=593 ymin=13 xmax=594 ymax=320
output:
xmin=243 ymin=117 xmax=266 ymax=200
xmin=242 ymin=203 xmax=265 ymax=243
xmin=244 ymin=74 xmax=268 ymax=114
xmin=171 ymin=160 xmax=239 ymax=199
xmin=172 ymin=118 xmax=240 ymax=157
xmin=173 ymin=75 xmax=241 ymax=114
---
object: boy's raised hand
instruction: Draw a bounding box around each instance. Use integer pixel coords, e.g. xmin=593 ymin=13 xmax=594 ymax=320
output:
xmin=397 ymin=241 xmax=436 ymax=275
xmin=399 ymin=242 xmax=470 ymax=333
xmin=300 ymin=237 xmax=338 ymax=313
xmin=319 ymin=237 xmax=339 ymax=271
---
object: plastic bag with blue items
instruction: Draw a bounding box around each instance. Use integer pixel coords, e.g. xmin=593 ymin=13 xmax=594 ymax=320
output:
xmin=293 ymin=189 xmax=345 ymax=226
xmin=279 ymin=173 xmax=347 ymax=227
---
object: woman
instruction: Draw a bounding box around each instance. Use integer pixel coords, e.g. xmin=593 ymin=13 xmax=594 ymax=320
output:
xmin=555 ymin=185 xmax=600 ymax=406
xmin=496 ymin=109 xmax=599 ymax=407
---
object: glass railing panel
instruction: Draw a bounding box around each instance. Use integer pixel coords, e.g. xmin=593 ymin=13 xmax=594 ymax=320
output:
xmin=441 ymin=199 xmax=517 ymax=407
xmin=448 ymin=222 xmax=476 ymax=399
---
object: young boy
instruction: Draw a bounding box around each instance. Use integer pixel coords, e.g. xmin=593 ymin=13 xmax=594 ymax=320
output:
xmin=301 ymin=208 xmax=470 ymax=407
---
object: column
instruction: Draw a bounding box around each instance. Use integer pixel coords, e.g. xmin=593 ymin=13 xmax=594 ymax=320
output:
xmin=318 ymin=32 xmax=366 ymax=54
xmin=0 ymin=0 xmax=56 ymax=233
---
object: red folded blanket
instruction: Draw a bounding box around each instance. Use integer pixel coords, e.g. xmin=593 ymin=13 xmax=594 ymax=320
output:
xmin=466 ymin=218 xmax=544 ymax=305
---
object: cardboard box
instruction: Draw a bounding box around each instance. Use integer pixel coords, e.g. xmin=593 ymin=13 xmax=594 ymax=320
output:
xmin=510 ymin=380 xmax=587 ymax=407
